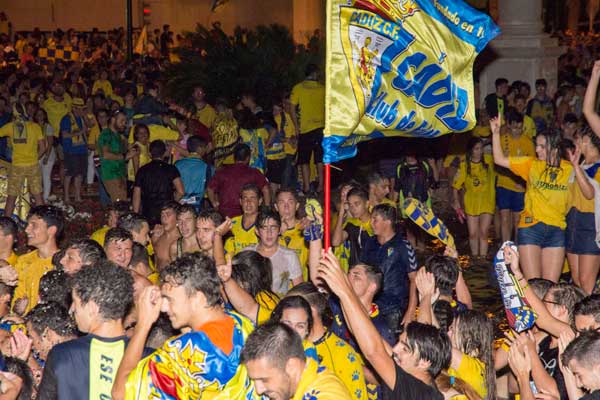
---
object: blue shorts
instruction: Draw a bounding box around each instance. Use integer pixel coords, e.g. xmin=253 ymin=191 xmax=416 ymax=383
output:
xmin=496 ymin=187 xmax=525 ymax=212
xmin=566 ymin=209 xmax=600 ymax=255
xmin=517 ymin=222 xmax=565 ymax=248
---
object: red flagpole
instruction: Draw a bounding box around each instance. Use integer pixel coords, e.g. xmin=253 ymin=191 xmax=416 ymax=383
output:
xmin=324 ymin=163 xmax=331 ymax=250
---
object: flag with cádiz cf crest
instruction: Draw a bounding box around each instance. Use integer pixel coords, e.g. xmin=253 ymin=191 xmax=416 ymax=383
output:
xmin=323 ymin=0 xmax=500 ymax=163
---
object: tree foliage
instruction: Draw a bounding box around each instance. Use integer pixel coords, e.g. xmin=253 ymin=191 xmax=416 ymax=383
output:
xmin=164 ymin=23 xmax=324 ymax=109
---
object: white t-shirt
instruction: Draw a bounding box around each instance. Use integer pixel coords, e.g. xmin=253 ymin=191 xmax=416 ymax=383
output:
xmin=245 ymin=245 xmax=303 ymax=295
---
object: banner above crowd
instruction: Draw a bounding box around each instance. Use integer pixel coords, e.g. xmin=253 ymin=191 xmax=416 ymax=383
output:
xmin=323 ymin=0 xmax=500 ymax=163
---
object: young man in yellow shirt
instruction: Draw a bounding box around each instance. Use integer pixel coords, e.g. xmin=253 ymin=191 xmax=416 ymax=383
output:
xmin=42 ymin=81 xmax=72 ymax=135
xmin=495 ymin=108 xmax=535 ymax=243
xmin=275 ymin=189 xmax=309 ymax=280
xmin=0 ymin=117 xmax=46 ymax=218
xmin=13 ymin=206 xmax=63 ymax=315
xmin=290 ymin=64 xmax=325 ymax=193
xmin=242 ymin=322 xmax=352 ymax=400
xmin=224 ymin=184 xmax=263 ymax=256
xmin=192 ymin=85 xmax=216 ymax=132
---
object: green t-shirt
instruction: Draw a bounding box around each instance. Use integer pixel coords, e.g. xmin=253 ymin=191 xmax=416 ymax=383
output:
xmin=98 ymin=128 xmax=126 ymax=180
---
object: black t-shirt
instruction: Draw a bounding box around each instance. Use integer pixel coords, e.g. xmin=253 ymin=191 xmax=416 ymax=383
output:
xmin=538 ymin=335 xmax=568 ymax=400
xmin=382 ymin=363 xmax=443 ymax=400
xmin=38 ymin=334 xmax=152 ymax=400
xmin=134 ymin=159 xmax=180 ymax=224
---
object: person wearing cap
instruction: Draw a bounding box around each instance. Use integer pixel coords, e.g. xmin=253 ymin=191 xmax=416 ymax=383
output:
xmin=59 ymin=98 xmax=89 ymax=203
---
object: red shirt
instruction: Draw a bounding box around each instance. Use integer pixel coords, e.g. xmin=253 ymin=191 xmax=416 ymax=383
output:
xmin=207 ymin=163 xmax=268 ymax=217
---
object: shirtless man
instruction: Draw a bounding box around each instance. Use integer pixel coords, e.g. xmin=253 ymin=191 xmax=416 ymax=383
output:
xmin=151 ymin=202 xmax=180 ymax=270
xmin=169 ymin=204 xmax=201 ymax=261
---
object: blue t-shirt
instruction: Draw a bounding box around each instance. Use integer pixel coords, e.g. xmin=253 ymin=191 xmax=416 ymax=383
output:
xmin=360 ymin=234 xmax=418 ymax=315
xmin=59 ymin=114 xmax=88 ymax=155
xmin=174 ymin=156 xmax=212 ymax=206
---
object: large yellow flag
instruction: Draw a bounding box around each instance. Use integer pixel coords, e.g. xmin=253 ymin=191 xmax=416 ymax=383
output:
xmin=323 ymin=0 xmax=500 ymax=162
xmin=134 ymin=25 xmax=147 ymax=55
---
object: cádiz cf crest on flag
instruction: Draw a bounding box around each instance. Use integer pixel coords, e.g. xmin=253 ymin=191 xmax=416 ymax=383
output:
xmin=323 ymin=0 xmax=500 ymax=163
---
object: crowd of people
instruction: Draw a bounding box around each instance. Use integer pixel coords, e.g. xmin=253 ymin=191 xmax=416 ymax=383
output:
xmin=1 ymin=19 xmax=600 ymax=400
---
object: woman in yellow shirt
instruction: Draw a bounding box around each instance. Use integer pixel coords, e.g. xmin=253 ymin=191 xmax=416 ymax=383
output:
xmin=452 ymin=137 xmax=495 ymax=258
xmin=566 ymin=127 xmax=600 ymax=294
xmin=448 ymin=310 xmax=495 ymax=400
xmin=492 ymin=117 xmax=573 ymax=282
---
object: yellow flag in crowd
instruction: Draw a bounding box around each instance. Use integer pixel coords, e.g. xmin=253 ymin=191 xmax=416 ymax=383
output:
xmin=323 ymin=0 xmax=500 ymax=162
xmin=134 ymin=25 xmax=148 ymax=55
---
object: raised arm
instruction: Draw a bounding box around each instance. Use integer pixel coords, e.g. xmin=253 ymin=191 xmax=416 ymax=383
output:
xmin=491 ymin=117 xmax=509 ymax=168
xmin=568 ymin=146 xmax=595 ymax=200
xmin=505 ymin=246 xmax=573 ymax=338
xmin=584 ymin=60 xmax=600 ymax=137
xmin=217 ymin=255 xmax=260 ymax=324
xmin=112 ymin=286 xmax=161 ymax=400
xmin=318 ymin=250 xmax=397 ymax=390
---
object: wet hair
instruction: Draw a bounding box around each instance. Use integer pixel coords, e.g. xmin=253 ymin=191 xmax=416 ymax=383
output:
xmin=130 ymin=242 xmax=150 ymax=267
xmin=466 ymin=136 xmax=488 ymax=176
xmin=425 ymin=255 xmax=459 ymax=297
xmin=548 ymin=283 xmax=586 ymax=325
xmin=68 ymin=239 xmax=106 ymax=267
xmin=160 ymin=252 xmax=221 ymax=306
xmin=187 ymin=135 xmax=207 ymax=153
xmin=536 ymin=129 xmax=565 ymax=171
xmin=27 ymin=205 xmax=65 ymax=240
xmin=38 ymin=270 xmax=71 ymax=309
xmin=405 ymin=321 xmax=452 ymax=378
xmin=0 ymin=217 xmax=17 ymax=243
xmin=347 ymin=187 xmax=369 ymax=202
xmin=505 ymin=107 xmax=524 ymax=125
xmin=176 ymin=204 xmax=197 ymax=218
xmin=104 ymin=227 xmax=133 ymax=249
xmin=234 ymin=144 xmax=251 ymax=162
xmin=349 ymin=263 xmax=382 ymax=292
xmin=133 ymin=124 xmax=150 ymax=142
xmin=197 ymin=209 xmax=224 ymax=227
xmin=371 ymin=204 xmax=396 ymax=225
xmin=240 ymin=183 xmax=262 ymax=199
xmin=27 ymin=301 xmax=76 ymax=337
xmin=561 ymin=330 xmax=600 ymax=369
xmin=577 ymin=125 xmax=600 ymax=153
xmin=160 ymin=201 xmax=179 ymax=213
xmin=232 ymin=250 xmax=276 ymax=299
xmin=241 ymin=322 xmax=306 ymax=368
xmin=270 ymin=295 xmax=313 ymax=334
xmin=256 ymin=209 xmax=281 ymax=229
xmin=147 ymin=314 xmax=177 ymax=349
xmin=432 ymin=299 xmax=454 ymax=333
xmin=149 ymin=139 xmax=167 ymax=159
xmin=72 ymin=260 xmax=134 ymax=321
xmin=287 ymin=282 xmax=330 ymax=325
xmin=5 ymin=357 xmax=34 ymax=400
xmin=275 ymin=188 xmax=299 ymax=202
xmin=453 ymin=310 xmax=495 ymax=399
xmin=574 ymin=294 xmax=600 ymax=328
xmin=528 ymin=278 xmax=554 ymax=300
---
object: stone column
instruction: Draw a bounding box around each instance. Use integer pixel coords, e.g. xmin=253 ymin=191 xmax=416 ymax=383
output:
xmin=478 ymin=0 xmax=564 ymax=106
